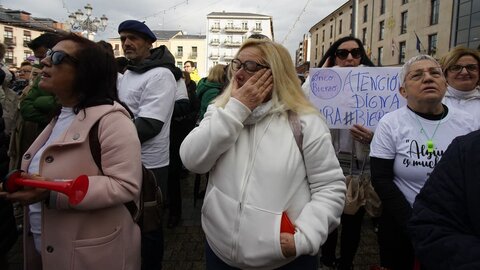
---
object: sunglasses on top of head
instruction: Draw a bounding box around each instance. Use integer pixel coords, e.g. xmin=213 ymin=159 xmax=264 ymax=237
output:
xmin=335 ymin=48 xmax=362 ymax=60
xmin=45 ymin=49 xmax=79 ymax=65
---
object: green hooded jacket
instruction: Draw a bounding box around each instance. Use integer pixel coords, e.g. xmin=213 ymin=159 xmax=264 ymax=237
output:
xmin=20 ymin=76 xmax=57 ymax=127
xmin=196 ymin=77 xmax=223 ymax=120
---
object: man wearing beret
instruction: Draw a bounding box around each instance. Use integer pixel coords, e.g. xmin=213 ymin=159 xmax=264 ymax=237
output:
xmin=117 ymin=19 xmax=179 ymax=270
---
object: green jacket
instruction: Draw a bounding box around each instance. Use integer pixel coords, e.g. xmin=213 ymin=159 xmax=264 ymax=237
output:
xmin=20 ymin=77 xmax=57 ymax=127
xmin=196 ymin=78 xmax=222 ymax=120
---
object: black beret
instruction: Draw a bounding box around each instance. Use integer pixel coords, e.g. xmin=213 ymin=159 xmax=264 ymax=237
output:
xmin=118 ymin=20 xmax=157 ymax=42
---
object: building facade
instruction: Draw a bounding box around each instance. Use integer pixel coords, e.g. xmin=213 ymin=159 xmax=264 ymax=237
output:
xmin=451 ymin=0 xmax=480 ymax=49
xmin=0 ymin=7 xmax=65 ymax=67
xmin=295 ymin=33 xmax=310 ymax=67
xmin=170 ymin=34 xmax=207 ymax=76
xmin=109 ymin=30 xmax=207 ymax=77
xmin=308 ymin=1 xmax=352 ymax=67
xmin=308 ymin=0 xmax=460 ymax=67
xmin=206 ymin=12 xmax=273 ymax=72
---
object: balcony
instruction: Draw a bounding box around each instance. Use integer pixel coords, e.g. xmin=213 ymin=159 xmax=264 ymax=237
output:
xmin=223 ymin=54 xmax=234 ymax=61
xmin=224 ymin=26 xmax=248 ymax=33
xmin=23 ymin=39 xmax=31 ymax=47
xmin=210 ymin=26 xmax=221 ymax=32
xmin=189 ymin=52 xmax=198 ymax=59
xmin=4 ymin=37 xmax=16 ymax=47
xmin=210 ymin=40 xmax=220 ymax=46
xmin=251 ymin=27 xmax=263 ymax=33
xmin=209 ymin=54 xmax=220 ymax=60
xmin=223 ymin=40 xmax=242 ymax=47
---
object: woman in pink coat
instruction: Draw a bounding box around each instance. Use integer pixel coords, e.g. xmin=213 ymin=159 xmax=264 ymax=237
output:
xmin=0 ymin=34 xmax=142 ymax=270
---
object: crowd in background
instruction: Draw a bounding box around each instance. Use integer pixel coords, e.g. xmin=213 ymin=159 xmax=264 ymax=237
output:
xmin=0 ymin=21 xmax=478 ymax=270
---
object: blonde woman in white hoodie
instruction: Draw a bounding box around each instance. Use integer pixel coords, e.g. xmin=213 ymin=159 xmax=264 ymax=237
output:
xmin=180 ymin=39 xmax=346 ymax=269
xmin=440 ymin=46 xmax=480 ymax=117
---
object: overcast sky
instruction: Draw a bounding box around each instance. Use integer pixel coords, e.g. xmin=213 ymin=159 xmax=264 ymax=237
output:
xmin=0 ymin=0 xmax=347 ymax=57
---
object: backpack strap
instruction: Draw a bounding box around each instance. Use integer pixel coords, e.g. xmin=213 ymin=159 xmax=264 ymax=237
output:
xmin=287 ymin=110 xmax=303 ymax=157
xmin=89 ymin=120 xmax=139 ymax=222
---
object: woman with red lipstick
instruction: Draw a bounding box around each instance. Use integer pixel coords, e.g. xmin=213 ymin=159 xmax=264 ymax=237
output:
xmin=0 ymin=34 xmax=142 ymax=270
xmin=180 ymin=39 xmax=346 ymax=269
xmin=440 ymin=46 xmax=480 ymax=117
xmin=369 ymin=54 xmax=479 ymax=270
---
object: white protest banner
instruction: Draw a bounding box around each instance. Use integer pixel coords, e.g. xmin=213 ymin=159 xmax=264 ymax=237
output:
xmin=308 ymin=67 xmax=406 ymax=129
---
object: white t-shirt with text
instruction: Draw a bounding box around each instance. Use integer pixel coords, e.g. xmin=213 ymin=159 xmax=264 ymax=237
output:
xmin=370 ymin=106 xmax=478 ymax=206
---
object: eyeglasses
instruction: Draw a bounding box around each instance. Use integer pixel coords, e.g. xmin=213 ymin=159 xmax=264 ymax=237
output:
xmin=45 ymin=49 xmax=78 ymax=65
xmin=407 ymin=67 xmax=443 ymax=81
xmin=335 ymin=48 xmax=362 ymax=60
xmin=18 ymin=69 xmax=32 ymax=74
xmin=447 ymin=64 xmax=479 ymax=73
xmin=231 ymin=59 xmax=269 ymax=73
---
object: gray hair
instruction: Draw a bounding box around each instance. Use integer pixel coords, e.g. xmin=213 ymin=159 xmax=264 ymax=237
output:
xmin=399 ymin=54 xmax=441 ymax=86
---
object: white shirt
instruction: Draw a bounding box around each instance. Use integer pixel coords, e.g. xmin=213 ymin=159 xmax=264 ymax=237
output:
xmin=117 ymin=67 xmax=176 ymax=168
xmin=175 ymin=78 xmax=188 ymax=101
xmin=28 ymin=107 xmax=75 ymax=253
xmin=370 ymin=106 xmax=478 ymax=206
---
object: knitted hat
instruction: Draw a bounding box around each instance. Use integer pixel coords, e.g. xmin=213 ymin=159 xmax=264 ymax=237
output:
xmin=118 ymin=20 xmax=157 ymax=42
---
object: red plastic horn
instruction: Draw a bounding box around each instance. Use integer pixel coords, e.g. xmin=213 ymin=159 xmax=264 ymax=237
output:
xmin=3 ymin=170 xmax=89 ymax=205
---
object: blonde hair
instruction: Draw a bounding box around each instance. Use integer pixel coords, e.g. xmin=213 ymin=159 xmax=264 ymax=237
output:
xmin=207 ymin=64 xmax=226 ymax=83
xmin=215 ymin=39 xmax=318 ymax=115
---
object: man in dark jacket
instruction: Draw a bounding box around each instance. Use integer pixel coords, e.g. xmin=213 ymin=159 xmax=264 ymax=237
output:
xmin=409 ymin=130 xmax=480 ymax=270
xmin=117 ymin=20 xmax=177 ymax=270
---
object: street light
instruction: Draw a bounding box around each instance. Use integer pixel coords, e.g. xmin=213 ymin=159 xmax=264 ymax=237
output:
xmin=68 ymin=3 xmax=108 ymax=40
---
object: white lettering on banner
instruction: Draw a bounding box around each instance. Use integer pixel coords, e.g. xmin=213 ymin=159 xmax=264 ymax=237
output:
xmin=309 ymin=67 xmax=406 ymax=129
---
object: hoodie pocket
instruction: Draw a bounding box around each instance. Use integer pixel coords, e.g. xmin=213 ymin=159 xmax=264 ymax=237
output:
xmin=72 ymin=226 xmax=124 ymax=270
xmin=201 ymin=186 xmax=237 ymax=261
xmin=236 ymin=204 xmax=286 ymax=267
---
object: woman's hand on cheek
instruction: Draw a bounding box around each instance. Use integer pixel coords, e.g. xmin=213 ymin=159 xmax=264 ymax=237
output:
xmin=231 ymin=68 xmax=273 ymax=111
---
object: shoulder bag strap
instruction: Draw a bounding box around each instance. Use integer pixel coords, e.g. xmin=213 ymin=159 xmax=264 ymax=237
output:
xmin=88 ymin=120 xmax=138 ymax=221
xmin=287 ymin=110 xmax=303 ymax=157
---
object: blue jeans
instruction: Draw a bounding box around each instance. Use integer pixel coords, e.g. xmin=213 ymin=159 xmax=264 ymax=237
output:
xmin=205 ymin=242 xmax=318 ymax=270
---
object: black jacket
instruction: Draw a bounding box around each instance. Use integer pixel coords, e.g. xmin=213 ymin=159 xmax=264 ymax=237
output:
xmin=409 ymin=130 xmax=480 ymax=270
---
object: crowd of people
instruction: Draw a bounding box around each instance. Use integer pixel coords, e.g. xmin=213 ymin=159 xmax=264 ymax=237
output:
xmin=0 ymin=18 xmax=478 ymax=270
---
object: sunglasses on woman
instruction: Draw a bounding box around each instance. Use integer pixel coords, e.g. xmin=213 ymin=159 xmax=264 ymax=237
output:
xmin=231 ymin=59 xmax=269 ymax=73
xmin=335 ymin=48 xmax=362 ymax=60
xmin=46 ymin=49 xmax=79 ymax=65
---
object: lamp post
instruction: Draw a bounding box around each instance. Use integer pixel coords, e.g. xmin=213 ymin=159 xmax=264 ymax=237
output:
xmin=68 ymin=4 xmax=108 ymax=40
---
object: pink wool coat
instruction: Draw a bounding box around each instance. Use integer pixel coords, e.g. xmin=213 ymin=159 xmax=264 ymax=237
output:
xmin=21 ymin=102 xmax=142 ymax=270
